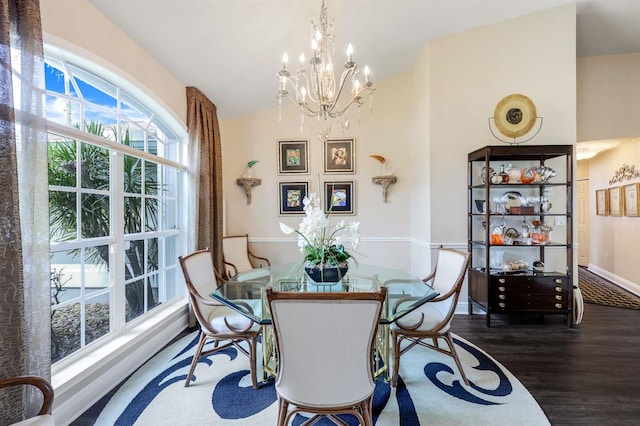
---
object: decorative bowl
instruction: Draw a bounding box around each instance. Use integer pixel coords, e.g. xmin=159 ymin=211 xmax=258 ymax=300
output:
xmin=533 ymin=165 xmax=556 ymax=183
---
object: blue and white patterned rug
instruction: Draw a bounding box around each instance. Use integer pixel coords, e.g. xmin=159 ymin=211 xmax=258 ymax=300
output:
xmin=95 ymin=330 xmax=549 ymax=425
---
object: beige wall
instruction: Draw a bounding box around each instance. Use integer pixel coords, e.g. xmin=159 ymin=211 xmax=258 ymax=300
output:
xmin=585 ymin=142 xmax=640 ymax=285
xmin=578 ymin=53 xmax=640 ymax=289
xmin=41 ymin=0 xmax=187 ymax=126
xmin=221 ymin=71 xmax=418 ymax=271
xmin=428 ymin=5 xmax=577 ymax=246
xmin=578 ymin=53 xmax=640 ymax=141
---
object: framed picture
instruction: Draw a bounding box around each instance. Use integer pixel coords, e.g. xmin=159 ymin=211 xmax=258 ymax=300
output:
xmin=596 ymin=189 xmax=609 ymax=216
xmin=608 ymin=186 xmax=623 ymax=217
xmin=278 ymin=140 xmax=309 ymax=174
xmin=623 ymin=183 xmax=639 ymax=217
xmin=278 ymin=181 xmax=309 ymax=215
xmin=324 ymin=181 xmax=355 ymax=215
xmin=323 ymin=138 xmax=355 ymax=173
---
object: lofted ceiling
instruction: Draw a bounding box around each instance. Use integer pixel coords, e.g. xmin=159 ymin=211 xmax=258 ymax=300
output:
xmin=88 ymin=0 xmax=640 ymax=120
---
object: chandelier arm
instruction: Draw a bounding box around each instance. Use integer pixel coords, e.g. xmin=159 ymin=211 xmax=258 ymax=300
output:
xmin=296 ymin=72 xmax=322 ymax=105
xmin=331 ymin=85 xmax=375 ymax=117
xmin=324 ymin=66 xmax=356 ymax=115
xmin=280 ymin=81 xmax=322 ymax=117
xmin=299 ymin=101 xmax=323 ymax=118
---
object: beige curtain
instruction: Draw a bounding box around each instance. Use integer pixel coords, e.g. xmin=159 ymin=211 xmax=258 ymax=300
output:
xmin=0 ymin=0 xmax=51 ymax=422
xmin=186 ymin=87 xmax=224 ymax=272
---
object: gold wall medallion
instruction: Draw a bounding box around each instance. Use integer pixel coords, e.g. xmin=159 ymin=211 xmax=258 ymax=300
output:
xmin=494 ymin=94 xmax=537 ymax=138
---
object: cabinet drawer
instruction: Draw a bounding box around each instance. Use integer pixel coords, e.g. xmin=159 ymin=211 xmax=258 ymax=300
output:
xmin=492 ymin=293 xmax=568 ymax=309
xmin=490 ymin=275 xmax=568 ymax=292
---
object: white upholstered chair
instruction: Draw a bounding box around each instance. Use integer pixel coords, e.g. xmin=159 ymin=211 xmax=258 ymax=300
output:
xmin=266 ymin=287 xmax=387 ymax=426
xmin=390 ymin=247 xmax=471 ymax=387
xmin=0 ymin=375 xmax=55 ymax=425
xmin=179 ymin=248 xmax=261 ymax=389
xmin=222 ymin=234 xmax=271 ymax=279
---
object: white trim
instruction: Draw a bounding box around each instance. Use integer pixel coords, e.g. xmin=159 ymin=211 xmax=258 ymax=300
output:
xmin=52 ymin=299 xmax=190 ymax=425
xmin=586 ymin=264 xmax=640 ymax=296
xmin=248 ymin=236 xmax=413 ymax=244
xmin=428 ymin=242 xmax=468 ymax=250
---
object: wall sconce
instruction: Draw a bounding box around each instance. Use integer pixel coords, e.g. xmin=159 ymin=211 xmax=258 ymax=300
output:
xmin=236 ymin=177 xmax=261 ymax=205
xmin=372 ymin=175 xmax=397 ymax=203
xmin=370 ymin=154 xmax=397 ymax=202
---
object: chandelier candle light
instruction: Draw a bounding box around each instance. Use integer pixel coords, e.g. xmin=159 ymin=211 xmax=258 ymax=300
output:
xmin=277 ymin=0 xmax=375 ymax=141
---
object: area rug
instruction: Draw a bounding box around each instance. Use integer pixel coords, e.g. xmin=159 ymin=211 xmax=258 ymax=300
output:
xmin=93 ymin=330 xmax=548 ymax=425
xmin=578 ymin=267 xmax=640 ymax=310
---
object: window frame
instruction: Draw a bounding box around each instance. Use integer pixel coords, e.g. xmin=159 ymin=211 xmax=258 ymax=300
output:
xmin=45 ymin=49 xmax=189 ymax=365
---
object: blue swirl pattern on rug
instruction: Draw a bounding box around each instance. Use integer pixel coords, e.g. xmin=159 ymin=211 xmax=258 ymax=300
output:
xmin=114 ymin=334 xmax=239 ymax=425
xmin=109 ymin=332 xmax=526 ymax=424
xmin=213 ymin=371 xmax=276 ymax=419
xmin=423 ymin=337 xmax=512 ymax=405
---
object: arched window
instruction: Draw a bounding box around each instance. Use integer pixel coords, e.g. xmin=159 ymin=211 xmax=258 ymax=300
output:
xmin=45 ymin=50 xmax=187 ymax=363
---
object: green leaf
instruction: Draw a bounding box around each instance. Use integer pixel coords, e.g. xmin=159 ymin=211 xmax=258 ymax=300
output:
xmin=247 ymin=160 xmax=259 ymax=168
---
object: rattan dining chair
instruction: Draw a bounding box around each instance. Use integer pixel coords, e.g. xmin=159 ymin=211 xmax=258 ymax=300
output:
xmin=0 ymin=375 xmax=55 ymax=425
xmin=179 ymin=248 xmax=261 ymax=389
xmin=390 ymin=247 xmax=471 ymax=387
xmin=266 ymin=287 xmax=387 ymax=426
xmin=222 ymin=234 xmax=271 ymax=279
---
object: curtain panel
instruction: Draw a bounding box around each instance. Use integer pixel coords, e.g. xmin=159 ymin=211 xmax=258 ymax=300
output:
xmin=186 ymin=87 xmax=224 ymax=274
xmin=0 ymin=0 xmax=50 ymax=422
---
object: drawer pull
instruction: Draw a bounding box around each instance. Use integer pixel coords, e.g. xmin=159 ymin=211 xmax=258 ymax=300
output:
xmin=498 ymin=279 xmax=506 ymax=284
xmin=554 ymin=279 xmax=563 ymax=284
xmin=555 ymin=295 xmax=563 ymax=300
xmin=499 ymin=303 xmax=506 ymax=308
xmin=499 ymin=286 xmax=506 ymax=292
xmin=499 ymin=295 xmax=506 ymax=300
xmin=555 ymin=303 xmax=562 ymax=309
xmin=555 ymin=287 xmax=562 ymax=292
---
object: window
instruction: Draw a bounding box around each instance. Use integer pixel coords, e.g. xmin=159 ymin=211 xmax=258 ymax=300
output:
xmin=45 ymin=54 xmax=187 ymax=362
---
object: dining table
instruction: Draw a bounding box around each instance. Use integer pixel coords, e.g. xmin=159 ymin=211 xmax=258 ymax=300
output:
xmin=210 ymin=262 xmax=439 ymax=381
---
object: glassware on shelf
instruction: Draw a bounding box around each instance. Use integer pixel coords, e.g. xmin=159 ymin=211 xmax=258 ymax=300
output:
xmin=498 ymin=164 xmax=509 ymax=184
xmin=490 ymin=218 xmax=506 ymax=245
xmin=526 ymin=196 xmax=542 ymax=214
xmin=479 ymin=166 xmax=495 ymax=184
xmin=506 ymin=164 xmax=521 ymax=183
xmin=520 ymin=167 xmax=537 ymax=184
xmin=533 ymin=165 xmax=556 ymax=183
xmin=540 ymin=197 xmax=552 ymax=213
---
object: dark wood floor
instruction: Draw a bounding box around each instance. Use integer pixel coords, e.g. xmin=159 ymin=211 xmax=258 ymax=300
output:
xmin=72 ymin=302 xmax=640 ymax=425
xmin=451 ymin=303 xmax=640 ymax=425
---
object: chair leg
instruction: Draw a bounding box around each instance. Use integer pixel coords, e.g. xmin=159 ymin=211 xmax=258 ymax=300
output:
xmin=361 ymin=397 xmax=374 ymax=426
xmin=443 ymin=332 xmax=469 ymax=386
xmin=391 ymin=331 xmax=401 ymax=387
xmin=249 ymin=335 xmax=259 ymax=389
xmin=185 ymin=331 xmax=208 ymax=387
xmin=277 ymin=398 xmax=289 ymax=426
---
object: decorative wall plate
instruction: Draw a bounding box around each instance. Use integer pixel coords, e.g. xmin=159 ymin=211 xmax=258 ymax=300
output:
xmin=493 ymin=94 xmax=537 ymax=138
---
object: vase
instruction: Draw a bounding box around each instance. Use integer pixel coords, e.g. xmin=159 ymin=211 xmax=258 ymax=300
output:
xmin=304 ymin=263 xmax=349 ymax=283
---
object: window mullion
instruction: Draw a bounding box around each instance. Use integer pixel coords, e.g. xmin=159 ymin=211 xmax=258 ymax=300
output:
xmin=110 ymin=151 xmax=126 ymax=330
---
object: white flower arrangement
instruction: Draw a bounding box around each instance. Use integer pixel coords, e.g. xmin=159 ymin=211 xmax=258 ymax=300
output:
xmin=279 ymin=193 xmax=360 ymax=266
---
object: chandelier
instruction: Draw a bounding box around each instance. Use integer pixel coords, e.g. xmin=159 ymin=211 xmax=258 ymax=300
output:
xmin=276 ymin=0 xmax=375 ymax=140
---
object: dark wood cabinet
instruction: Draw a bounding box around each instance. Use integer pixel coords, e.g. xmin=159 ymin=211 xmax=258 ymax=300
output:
xmin=467 ymin=145 xmax=573 ymax=326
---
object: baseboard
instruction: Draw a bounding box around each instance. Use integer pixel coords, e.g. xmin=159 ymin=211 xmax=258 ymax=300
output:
xmin=52 ymin=301 xmax=190 ymax=425
xmin=586 ymin=264 xmax=640 ymax=297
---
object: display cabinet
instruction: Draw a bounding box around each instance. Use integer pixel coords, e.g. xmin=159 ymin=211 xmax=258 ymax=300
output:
xmin=467 ymin=145 xmax=573 ymax=327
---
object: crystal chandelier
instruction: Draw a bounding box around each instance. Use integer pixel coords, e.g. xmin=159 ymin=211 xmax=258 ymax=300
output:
xmin=276 ymin=0 xmax=375 ymax=140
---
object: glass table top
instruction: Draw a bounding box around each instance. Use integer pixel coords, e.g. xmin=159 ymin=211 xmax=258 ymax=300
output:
xmin=211 ymin=263 xmax=439 ymax=325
